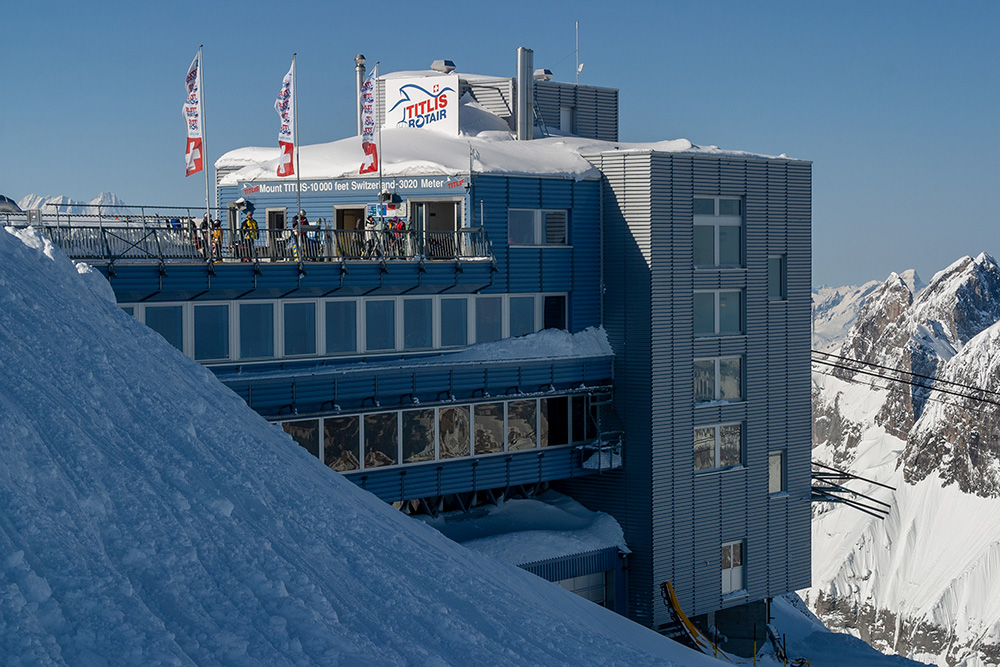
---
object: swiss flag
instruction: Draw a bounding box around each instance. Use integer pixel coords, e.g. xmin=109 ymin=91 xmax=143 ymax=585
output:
xmin=185 ymin=137 xmax=203 ymax=177
xmin=360 ymin=142 xmax=378 ymax=174
xmin=277 ymin=140 xmax=294 ymax=177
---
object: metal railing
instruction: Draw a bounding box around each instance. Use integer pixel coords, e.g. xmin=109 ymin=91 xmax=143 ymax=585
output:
xmin=6 ymin=218 xmax=494 ymax=264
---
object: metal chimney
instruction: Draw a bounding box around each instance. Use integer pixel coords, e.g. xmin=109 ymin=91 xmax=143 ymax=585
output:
xmin=516 ymin=47 xmax=534 ymax=141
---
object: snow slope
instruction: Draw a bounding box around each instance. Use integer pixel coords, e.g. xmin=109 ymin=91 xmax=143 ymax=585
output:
xmin=0 ymin=225 xmax=721 ymax=665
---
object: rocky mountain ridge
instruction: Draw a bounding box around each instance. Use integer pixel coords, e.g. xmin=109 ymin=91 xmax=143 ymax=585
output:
xmin=18 ymin=191 xmax=130 ymax=216
xmin=809 ymin=252 xmax=1000 ymax=667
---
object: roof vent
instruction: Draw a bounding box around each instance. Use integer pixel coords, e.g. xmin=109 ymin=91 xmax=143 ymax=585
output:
xmin=533 ymin=68 xmax=553 ymax=82
xmin=431 ymin=59 xmax=456 ymax=73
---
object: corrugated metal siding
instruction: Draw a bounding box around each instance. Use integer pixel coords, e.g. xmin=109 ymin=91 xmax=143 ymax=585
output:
xmin=534 ymin=81 xmax=619 ymax=141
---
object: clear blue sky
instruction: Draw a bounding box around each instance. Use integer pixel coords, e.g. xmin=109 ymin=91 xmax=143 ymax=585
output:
xmin=4 ymin=0 xmax=997 ymax=287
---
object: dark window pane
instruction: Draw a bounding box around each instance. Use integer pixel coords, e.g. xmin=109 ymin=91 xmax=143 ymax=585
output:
xmin=240 ymin=303 xmax=274 ymax=359
xmin=402 ymin=409 xmax=436 ymax=463
xmin=543 ymin=397 xmax=569 ymax=447
xmin=693 ymin=198 xmax=715 ymax=215
xmin=572 ymin=396 xmax=587 ymax=443
xmin=543 ymin=295 xmax=566 ymax=331
xmin=509 ymin=296 xmax=535 ymax=337
xmin=718 ymin=199 xmax=741 ymax=216
xmin=718 ymin=225 xmax=741 ymax=266
xmin=694 ymin=293 xmax=715 ymax=335
xmin=403 ymin=299 xmax=433 ymax=350
xmin=194 ymin=304 xmax=229 ymax=361
xmin=769 ymin=255 xmax=787 ymax=300
xmin=718 ymin=292 xmax=742 ymax=334
xmin=440 ymin=299 xmax=468 ymax=347
xmin=145 ymin=305 xmax=183 ymax=352
xmin=364 ymin=412 xmax=398 ymax=468
xmin=326 ymin=301 xmax=357 ymax=354
xmin=508 ymin=210 xmax=535 ymax=245
xmin=508 ymin=400 xmax=537 ymax=451
xmin=474 ymin=403 xmax=504 ymax=454
xmin=366 ymin=300 xmax=395 ymax=351
xmin=283 ymin=302 xmax=316 ymax=356
xmin=476 ymin=297 xmax=502 ymax=342
xmin=283 ymin=419 xmax=319 ymax=458
xmin=693 ymin=226 xmax=715 ymax=266
xmin=439 ymin=406 xmax=470 ymax=458
xmin=121 ymin=306 xmax=134 ymax=317
xmin=324 ymin=416 xmax=360 ymax=471
xmin=544 ymin=211 xmax=567 ymax=244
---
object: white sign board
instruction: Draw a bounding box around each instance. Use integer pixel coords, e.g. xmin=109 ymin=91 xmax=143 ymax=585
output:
xmin=383 ymin=75 xmax=459 ymax=135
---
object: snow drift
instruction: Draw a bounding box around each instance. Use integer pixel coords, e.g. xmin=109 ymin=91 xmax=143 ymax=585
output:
xmin=0 ymin=225 xmax=716 ymax=664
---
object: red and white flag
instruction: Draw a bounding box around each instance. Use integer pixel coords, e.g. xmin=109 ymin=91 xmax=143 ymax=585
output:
xmin=359 ymin=65 xmax=378 ymax=174
xmin=275 ymin=60 xmax=295 ymax=177
xmin=183 ymin=52 xmax=203 ymax=177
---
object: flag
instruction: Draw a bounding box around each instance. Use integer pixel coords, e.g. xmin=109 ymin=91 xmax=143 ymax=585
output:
xmin=359 ymin=65 xmax=378 ymax=175
xmin=275 ymin=60 xmax=295 ymax=177
xmin=183 ymin=52 xmax=203 ymax=177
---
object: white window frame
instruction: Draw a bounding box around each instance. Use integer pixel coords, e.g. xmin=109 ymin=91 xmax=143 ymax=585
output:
xmin=693 ymin=356 xmax=743 ymax=404
xmin=507 ymin=208 xmax=569 ymax=246
xmin=694 ymin=290 xmax=743 ymax=336
xmin=694 ymin=196 xmax=742 ymax=268
xmin=324 ymin=298 xmax=361 ymax=356
xmin=693 ymin=422 xmax=743 ymax=472
xmin=280 ymin=299 xmax=320 ymax=358
xmin=721 ymin=540 xmax=745 ymax=595
xmin=237 ymin=300 xmax=278 ymax=361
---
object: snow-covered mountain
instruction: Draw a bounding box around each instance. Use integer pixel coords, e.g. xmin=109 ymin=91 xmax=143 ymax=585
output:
xmin=18 ymin=191 xmax=130 ymax=216
xmin=809 ymin=253 xmax=1000 ymax=667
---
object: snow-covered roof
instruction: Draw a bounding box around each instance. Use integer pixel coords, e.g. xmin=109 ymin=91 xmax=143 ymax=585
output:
xmin=216 ymin=95 xmax=799 ymax=186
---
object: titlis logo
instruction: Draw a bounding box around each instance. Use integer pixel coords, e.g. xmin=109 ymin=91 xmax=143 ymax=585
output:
xmin=389 ymin=83 xmax=453 ymax=128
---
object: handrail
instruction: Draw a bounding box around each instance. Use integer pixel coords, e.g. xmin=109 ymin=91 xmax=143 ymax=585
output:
xmin=14 ymin=221 xmax=495 ymax=264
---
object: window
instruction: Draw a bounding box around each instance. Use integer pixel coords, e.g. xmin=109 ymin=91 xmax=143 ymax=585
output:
xmin=194 ymin=304 xmax=229 ymax=361
xmin=769 ymin=255 xmax=787 ymax=301
xmin=282 ymin=419 xmax=320 ymax=458
xmin=324 ymin=416 xmax=360 ymax=471
xmin=507 ymin=209 xmax=568 ymax=245
xmin=694 ymin=197 xmax=742 ymax=268
xmin=508 ymin=400 xmax=537 ymax=451
xmin=474 ymin=403 xmax=504 ymax=454
xmin=403 ymin=298 xmax=433 ymax=350
xmin=402 ymin=409 xmax=436 ymax=462
xmin=283 ymin=302 xmax=316 ymax=356
xmin=769 ymin=451 xmax=786 ymax=494
xmin=366 ymin=300 xmax=395 ymax=351
xmin=721 ymin=541 xmax=745 ymax=594
xmin=543 ymin=295 xmax=567 ymax=330
xmin=326 ymin=300 xmax=357 ymax=355
xmin=476 ymin=296 xmax=503 ymax=343
xmin=440 ymin=298 xmax=468 ymax=347
xmin=694 ymin=290 xmax=742 ymax=336
xmin=240 ymin=303 xmax=274 ymax=359
xmin=509 ymin=296 xmax=535 ymax=337
xmin=693 ymin=357 xmax=742 ymax=403
xmin=145 ymin=305 xmax=183 ymax=352
xmin=364 ymin=412 xmax=398 ymax=468
xmin=439 ymin=406 xmax=470 ymax=458
xmin=693 ymin=423 xmax=742 ymax=471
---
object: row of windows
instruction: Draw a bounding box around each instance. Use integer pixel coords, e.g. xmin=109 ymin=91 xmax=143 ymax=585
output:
xmin=278 ymin=395 xmax=597 ymax=472
xmin=124 ymin=294 xmax=567 ymax=363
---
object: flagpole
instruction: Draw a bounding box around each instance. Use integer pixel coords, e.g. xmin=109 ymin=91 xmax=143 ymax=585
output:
xmin=376 ymin=61 xmax=383 ymax=198
xmin=200 ymin=45 xmax=211 ymax=220
xmin=293 ymin=53 xmax=302 ymax=220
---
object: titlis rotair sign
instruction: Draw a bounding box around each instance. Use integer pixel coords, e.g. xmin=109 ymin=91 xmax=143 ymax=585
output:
xmin=383 ymin=75 xmax=459 ymax=135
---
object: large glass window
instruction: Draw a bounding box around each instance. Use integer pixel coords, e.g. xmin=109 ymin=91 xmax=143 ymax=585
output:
xmin=364 ymin=412 xmax=398 ymax=468
xmin=282 ymin=419 xmax=319 ymax=458
xmin=721 ymin=541 xmax=745 ymax=594
xmin=507 ymin=209 xmax=568 ymax=246
xmin=324 ymin=416 xmax=360 ymax=471
xmin=694 ymin=197 xmax=742 ymax=268
xmin=440 ymin=298 xmax=468 ymax=347
xmin=694 ymin=290 xmax=742 ymax=336
xmin=694 ymin=423 xmax=743 ymax=471
xmin=240 ymin=303 xmax=274 ymax=359
xmin=543 ymin=295 xmax=566 ymax=330
xmin=509 ymin=296 xmax=535 ymax=338
xmin=402 ymin=409 xmax=436 ymax=463
xmin=438 ymin=406 xmax=470 ymax=459
xmin=366 ymin=300 xmax=395 ymax=351
xmin=542 ymin=397 xmax=569 ymax=447
xmin=474 ymin=403 xmax=504 ymax=454
xmin=145 ymin=305 xmax=183 ymax=352
xmin=694 ymin=357 xmax=742 ymax=403
xmin=326 ymin=301 xmax=357 ymax=355
xmin=403 ymin=298 xmax=433 ymax=350
xmin=194 ymin=304 xmax=229 ymax=361
xmin=283 ymin=302 xmax=316 ymax=356
xmin=475 ymin=296 xmax=502 ymax=343
xmin=508 ymin=400 xmax=537 ymax=451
